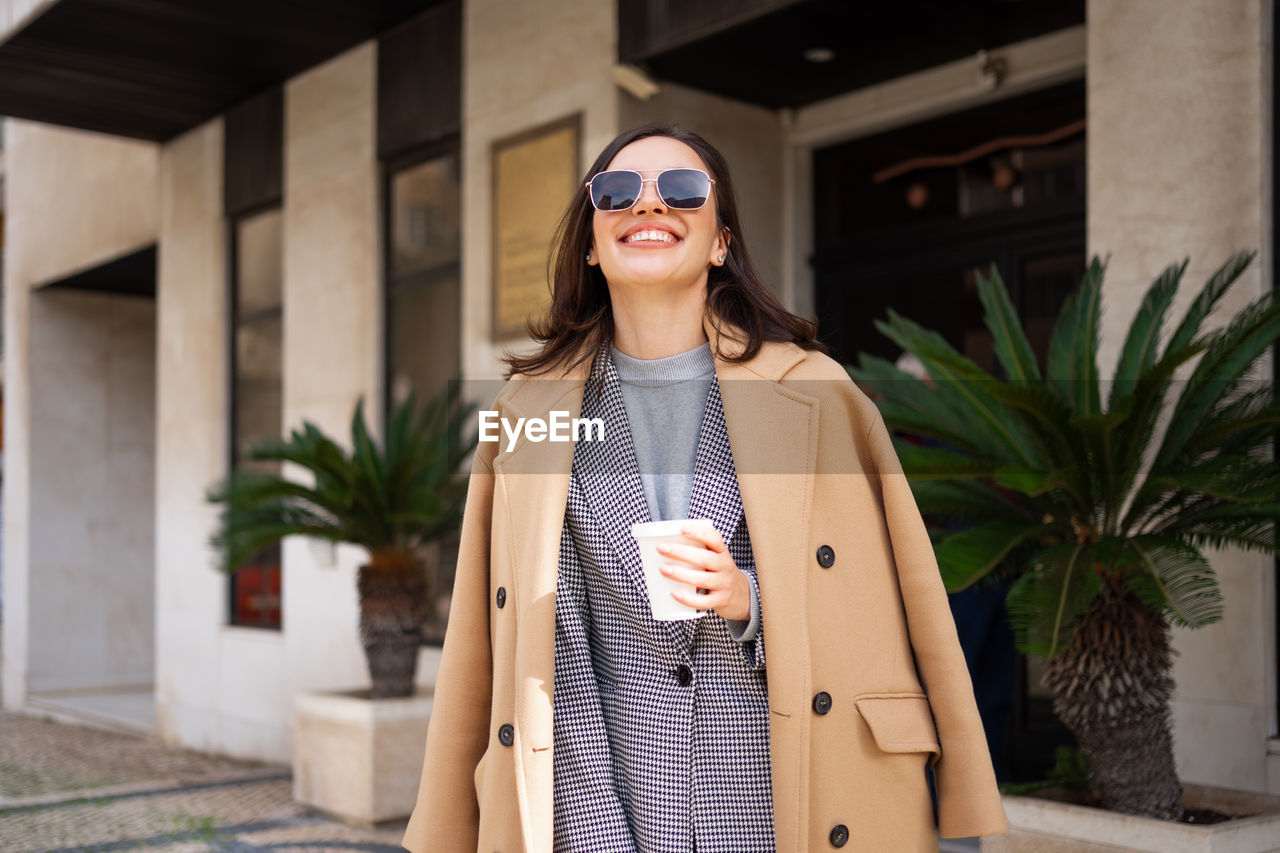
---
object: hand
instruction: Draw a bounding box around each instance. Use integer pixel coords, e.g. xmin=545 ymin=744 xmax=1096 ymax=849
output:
xmin=656 ymin=521 xmax=750 ymax=622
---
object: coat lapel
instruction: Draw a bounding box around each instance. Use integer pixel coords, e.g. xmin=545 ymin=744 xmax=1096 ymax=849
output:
xmin=568 ymin=352 xmax=657 ymax=617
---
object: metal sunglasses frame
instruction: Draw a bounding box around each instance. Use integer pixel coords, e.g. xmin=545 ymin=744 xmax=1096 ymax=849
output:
xmin=584 ymin=168 xmax=717 ymax=212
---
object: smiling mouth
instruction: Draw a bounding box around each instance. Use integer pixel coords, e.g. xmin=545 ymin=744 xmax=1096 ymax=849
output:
xmin=621 ymin=229 xmax=681 ymax=245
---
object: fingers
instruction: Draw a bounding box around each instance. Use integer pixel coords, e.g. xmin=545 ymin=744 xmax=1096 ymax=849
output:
xmin=668 ymin=565 xmax=751 ymax=622
xmin=659 ymin=562 xmax=727 ymax=592
xmin=678 ymin=521 xmax=727 ymax=552
xmin=671 ymin=585 xmax=728 ymax=610
xmin=656 ymin=541 xmax=718 ymax=569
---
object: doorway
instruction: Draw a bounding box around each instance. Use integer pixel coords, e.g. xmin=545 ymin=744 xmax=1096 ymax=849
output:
xmin=24 ymin=246 xmax=157 ymax=733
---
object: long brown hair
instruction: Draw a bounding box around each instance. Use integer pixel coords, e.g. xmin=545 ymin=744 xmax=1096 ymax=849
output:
xmin=504 ymin=122 xmax=825 ymax=378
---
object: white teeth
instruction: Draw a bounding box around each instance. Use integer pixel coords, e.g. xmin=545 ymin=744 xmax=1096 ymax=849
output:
xmin=622 ymin=229 xmax=678 ymax=244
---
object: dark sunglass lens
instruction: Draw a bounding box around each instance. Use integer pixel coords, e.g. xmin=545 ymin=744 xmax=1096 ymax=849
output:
xmin=658 ymin=169 xmax=710 ymax=209
xmin=591 ymin=172 xmax=641 ymax=211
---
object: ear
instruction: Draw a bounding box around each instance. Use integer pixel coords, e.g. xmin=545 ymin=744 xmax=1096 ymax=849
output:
xmin=710 ymin=226 xmax=731 ymax=266
xmin=586 ymin=244 xmax=599 ymax=266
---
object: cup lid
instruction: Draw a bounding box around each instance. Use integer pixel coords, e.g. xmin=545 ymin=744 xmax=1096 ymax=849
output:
xmin=630 ymin=518 xmax=717 ymax=538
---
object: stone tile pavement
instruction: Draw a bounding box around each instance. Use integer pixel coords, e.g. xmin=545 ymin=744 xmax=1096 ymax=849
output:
xmin=0 ymin=711 xmax=409 ymax=853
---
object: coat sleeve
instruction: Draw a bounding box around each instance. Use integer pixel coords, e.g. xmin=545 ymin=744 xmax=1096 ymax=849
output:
xmin=402 ymin=437 xmax=499 ymax=853
xmin=866 ymin=412 xmax=1010 ymax=839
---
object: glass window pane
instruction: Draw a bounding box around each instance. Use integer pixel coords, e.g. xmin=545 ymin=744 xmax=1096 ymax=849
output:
xmin=234 ymin=208 xmax=284 ymax=468
xmin=234 ymin=315 xmax=284 ymax=466
xmin=387 ymin=151 xmax=461 ymax=645
xmin=391 ymin=154 xmax=461 ymax=277
xmin=232 ymin=206 xmax=283 ymax=629
xmin=388 ymin=272 xmax=461 ymax=409
xmin=237 ymin=209 xmax=284 ymax=321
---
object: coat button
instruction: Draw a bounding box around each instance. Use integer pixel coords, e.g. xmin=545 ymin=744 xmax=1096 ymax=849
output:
xmin=813 ymin=691 xmax=832 ymax=715
xmin=675 ymin=665 xmax=693 ymax=686
xmin=830 ymin=824 xmax=849 ymax=847
xmin=496 ymin=587 xmax=507 ymax=608
xmin=816 ymin=545 xmax=835 ymax=568
xmin=498 ymin=724 xmax=514 ymax=746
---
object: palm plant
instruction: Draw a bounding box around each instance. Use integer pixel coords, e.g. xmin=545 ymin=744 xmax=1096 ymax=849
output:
xmin=207 ymin=384 xmax=478 ymax=699
xmin=847 ymin=251 xmax=1279 ymax=820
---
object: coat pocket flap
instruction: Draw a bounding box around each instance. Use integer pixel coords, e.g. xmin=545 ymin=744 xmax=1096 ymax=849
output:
xmin=855 ymin=694 xmax=941 ymax=755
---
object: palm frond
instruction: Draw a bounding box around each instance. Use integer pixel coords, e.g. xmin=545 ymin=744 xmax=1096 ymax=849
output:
xmin=1006 ymin=542 xmax=1103 ymax=658
xmin=1112 ymin=342 xmax=1210 ymax=532
xmin=910 ymin=479 xmax=1040 ymax=525
xmin=207 ymin=382 xmax=477 ymax=573
xmin=1154 ymin=289 xmax=1280 ymax=475
xmin=1164 ymin=250 xmax=1256 ymax=356
xmin=1047 ymin=257 xmax=1104 ymax=416
xmin=1180 ymin=524 xmax=1277 ymax=554
xmin=1154 ymin=500 xmax=1280 ymax=537
xmin=893 ymin=442 xmax=998 ymax=479
xmin=976 ymin=264 xmax=1041 ymax=384
xmin=1109 ymin=259 xmax=1185 ymax=407
xmin=848 ymin=357 xmax=997 ymax=457
xmin=1070 ymin=399 xmax=1133 ymax=530
xmin=1122 ymin=536 xmax=1223 ymax=629
xmin=983 ymin=382 xmax=1091 ymax=513
xmin=1183 ymin=385 xmax=1280 ymax=453
xmin=875 ymin=310 xmax=1042 ymax=467
xmin=935 ymin=520 xmax=1056 ymax=592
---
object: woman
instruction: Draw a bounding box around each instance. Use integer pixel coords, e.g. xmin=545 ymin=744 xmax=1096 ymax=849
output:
xmin=403 ymin=123 xmax=1008 ymax=852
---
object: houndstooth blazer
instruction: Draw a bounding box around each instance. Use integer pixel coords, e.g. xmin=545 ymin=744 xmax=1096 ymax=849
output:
xmin=551 ymin=349 xmax=774 ymax=853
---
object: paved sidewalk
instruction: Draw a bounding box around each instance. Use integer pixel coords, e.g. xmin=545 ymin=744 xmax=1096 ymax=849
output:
xmin=0 ymin=711 xmax=409 ymax=853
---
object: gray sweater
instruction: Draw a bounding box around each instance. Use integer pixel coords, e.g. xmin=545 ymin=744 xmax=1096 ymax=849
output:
xmin=610 ymin=341 xmax=760 ymax=641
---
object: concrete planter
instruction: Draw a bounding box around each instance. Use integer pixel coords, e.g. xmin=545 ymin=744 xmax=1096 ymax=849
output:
xmin=983 ymin=785 xmax=1280 ymax=853
xmin=293 ymin=688 xmax=433 ymax=826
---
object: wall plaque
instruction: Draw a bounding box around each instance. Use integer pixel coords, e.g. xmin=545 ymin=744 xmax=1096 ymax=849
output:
xmin=491 ymin=114 xmax=581 ymax=340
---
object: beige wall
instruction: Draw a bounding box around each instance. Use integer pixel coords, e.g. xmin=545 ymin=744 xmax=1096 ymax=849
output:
xmin=1088 ymin=0 xmax=1276 ymax=793
xmin=461 ymin=0 xmax=619 ymax=379
xmin=2 ymin=119 xmax=159 ymax=710
xmin=620 ymin=83 xmax=786 ymax=298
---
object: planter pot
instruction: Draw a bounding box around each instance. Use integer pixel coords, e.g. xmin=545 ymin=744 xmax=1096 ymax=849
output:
xmin=293 ymin=687 xmax=433 ymax=826
xmin=983 ymin=784 xmax=1280 ymax=853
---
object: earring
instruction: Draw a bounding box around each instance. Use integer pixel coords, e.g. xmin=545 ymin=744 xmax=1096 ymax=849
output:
xmin=585 ymin=250 xmax=593 ymax=263
xmin=717 ymin=254 xmax=725 ymax=263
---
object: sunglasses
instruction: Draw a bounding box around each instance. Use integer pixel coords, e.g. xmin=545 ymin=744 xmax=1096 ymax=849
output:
xmin=585 ymin=168 xmax=716 ymax=212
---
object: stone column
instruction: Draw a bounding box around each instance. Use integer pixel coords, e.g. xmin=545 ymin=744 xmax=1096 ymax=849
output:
xmin=1087 ymin=0 xmax=1275 ymax=793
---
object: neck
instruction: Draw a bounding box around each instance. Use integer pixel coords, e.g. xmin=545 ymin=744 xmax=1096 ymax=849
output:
xmin=609 ymin=279 xmax=708 ymax=359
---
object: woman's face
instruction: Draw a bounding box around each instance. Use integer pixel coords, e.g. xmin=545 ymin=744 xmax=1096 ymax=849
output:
xmin=587 ymin=136 xmax=728 ymax=294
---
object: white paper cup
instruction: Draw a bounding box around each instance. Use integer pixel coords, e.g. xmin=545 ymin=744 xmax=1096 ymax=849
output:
xmin=630 ymin=518 xmax=717 ymax=621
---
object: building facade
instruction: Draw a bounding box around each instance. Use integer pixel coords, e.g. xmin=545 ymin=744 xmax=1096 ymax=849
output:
xmin=0 ymin=0 xmax=1276 ymax=795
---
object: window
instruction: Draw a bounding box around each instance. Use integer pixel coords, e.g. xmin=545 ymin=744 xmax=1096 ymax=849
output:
xmin=384 ymin=145 xmax=462 ymax=644
xmin=229 ymin=206 xmax=284 ymax=629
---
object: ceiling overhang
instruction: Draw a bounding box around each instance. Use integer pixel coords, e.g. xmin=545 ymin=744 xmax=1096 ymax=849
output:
xmin=620 ymin=0 xmax=1086 ymax=109
xmin=38 ymin=243 xmax=156 ymax=296
xmin=0 ymin=0 xmax=441 ymax=143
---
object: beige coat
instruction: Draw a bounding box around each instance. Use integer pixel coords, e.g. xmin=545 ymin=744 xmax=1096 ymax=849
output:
xmin=403 ymin=315 xmax=1009 ymax=852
